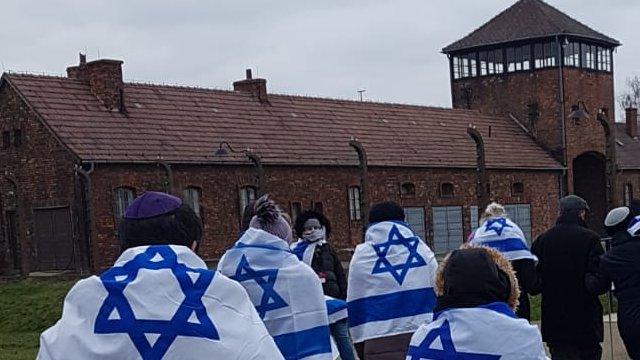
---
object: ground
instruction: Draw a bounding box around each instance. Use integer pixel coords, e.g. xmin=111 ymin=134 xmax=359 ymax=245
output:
xmin=0 ymin=280 xmax=622 ymax=359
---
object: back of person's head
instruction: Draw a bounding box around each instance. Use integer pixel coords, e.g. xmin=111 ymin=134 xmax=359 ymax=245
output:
xmin=436 ymin=245 xmax=519 ymax=311
xmin=604 ymin=206 xmax=633 ymax=236
xmin=119 ymin=192 xmax=203 ymax=251
xmin=369 ymin=201 xmax=405 ymax=224
xmin=559 ymin=195 xmax=589 ymax=217
xmin=293 ymin=210 xmax=332 ymax=239
xmin=240 ymin=200 xmax=256 ymax=233
xmin=249 ymin=194 xmax=292 ymax=242
xmin=480 ymin=202 xmax=507 ymax=223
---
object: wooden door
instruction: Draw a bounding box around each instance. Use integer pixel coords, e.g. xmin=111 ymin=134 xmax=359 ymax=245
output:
xmin=32 ymin=207 xmax=73 ymax=271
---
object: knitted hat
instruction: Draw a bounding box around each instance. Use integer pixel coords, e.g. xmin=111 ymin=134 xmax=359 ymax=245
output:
xmin=604 ymin=206 xmax=633 ymax=236
xmin=124 ymin=191 xmax=182 ymax=219
xmin=369 ymin=201 xmax=405 ymax=224
xmin=249 ymin=194 xmax=292 ymax=242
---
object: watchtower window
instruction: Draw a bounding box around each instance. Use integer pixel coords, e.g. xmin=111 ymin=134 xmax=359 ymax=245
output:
xmin=452 ymin=53 xmax=477 ymax=79
xmin=479 ymin=49 xmax=504 ymax=76
xmin=534 ymin=42 xmax=557 ymax=68
xmin=564 ymin=42 xmax=580 ymax=67
xmin=506 ymin=45 xmax=530 ymax=72
xmin=582 ymin=44 xmax=597 ymax=70
xmin=597 ymin=47 xmax=611 ymax=72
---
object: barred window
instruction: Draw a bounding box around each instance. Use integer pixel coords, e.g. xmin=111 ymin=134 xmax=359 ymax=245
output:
xmin=582 ymin=43 xmax=597 ymax=70
xmin=183 ymin=187 xmax=202 ymax=217
xmin=239 ymin=186 xmax=257 ymax=218
xmin=114 ymin=187 xmax=135 ymax=226
xmin=504 ymin=204 xmax=532 ymax=244
xmin=534 ymin=42 xmax=557 ymax=68
xmin=507 ymin=45 xmax=530 ymax=72
xmin=564 ymin=42 xmax=580 ymax=67
xmin=432 ymin=206 xmax=463 ymax=254
xmin=348 ymin=186 xmax=361 ymax=221
xmin=440 ymin=182 xmax=454 ymax=198
xmin=597 ymin=47 xmax=612 ymax=72
xmin=452 ymin=53 xmax=477 ymax=79
xmin=404 ymin=207 xmax=426 ymax=241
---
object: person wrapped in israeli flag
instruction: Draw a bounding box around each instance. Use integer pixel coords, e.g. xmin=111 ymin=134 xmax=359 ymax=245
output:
xmin=347 ymin=202 xmax=438 ymax=358
xmin=407 ymin=246 xmax=548 ymax=360
xmin=627 ymin=214 xmax=640 ymax=237
xmin=468 ymin=202 xmax=539 ymax=320
xmin=218 ymin=195 xmax=332 ymax=360
xmin=38 ymin=192 xmax=283 ymax=360
xmin=325 ymin=296 xmax=348 ymax=325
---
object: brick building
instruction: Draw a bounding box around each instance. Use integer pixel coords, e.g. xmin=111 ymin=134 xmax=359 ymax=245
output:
xmin=0 ymin=0 xmax=636 ymax=275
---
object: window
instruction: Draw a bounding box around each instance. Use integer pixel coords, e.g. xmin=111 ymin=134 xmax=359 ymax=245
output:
xmin=440 ymin=182 xmax=454 ymax=198
xmin=432 ymin=206 xmax=463 ymax=254
xmin=564 ymin=41 xmax=580 ymax=67
xmin=624 ymin=183 xmax=633 ymax=206
xmin=534 ymin=42 xmax=557 ymax=68
xmin=470 ymin=205 xmax=480 ymax=234
xmin=183 ymin=187 xmax=201 ymax=217
xmin=239 ymin=186 xmax=257 ymax=218
xmin=348 ymin=186 xmax=361 ymax=221
xmin=401 ymin=182 xmax=416 ymax=197
xmin=506 ymin=45 xmax=530 ymax=72
xmin=2 ymin=131 xmax=9 ymax=149
xmin=504 ymin=204 xmax=532 ymax=244
xmin=452 ymin=52 xmax=477 ymax=79
xmin=597 ymin=47 xmax=611 ymax=72
xmin=581 ymin=43 xmax=597 ymax=70
xmin=13 ymin=130 xmax=22 ymax=148
xmin=404 ymin=207 xmax=426 ymax=241
xmin=512 ymin=182 xmax=524 ymax=196
xmin=290 ymin=202 xmax=302 ymax=223
xmin=114 ymin=187 xmax=135 ymax=225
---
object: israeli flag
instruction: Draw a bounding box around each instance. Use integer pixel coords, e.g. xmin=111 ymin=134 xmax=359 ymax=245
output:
xmin=325 ymin=296 xmax=348 ymax=325
xmin=37 ymin=245 xmax=283 ymax=360
xmin=469 ymin=217 xmax=537 ymax=262
xmin=290 ymin=239 xmax=316 ymax=266
xmin=407 ymin=302 xmax=548 ymax=359
xmin=217 ymin=228 xmax=332 ymax=360
xmin=628 ymin=215 xmax=640 ymax=236
xmin=347 ymin=221 xmax=438 ymax=343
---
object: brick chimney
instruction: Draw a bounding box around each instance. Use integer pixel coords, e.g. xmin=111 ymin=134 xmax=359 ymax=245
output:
xmin=233 ymin=69 xmax=269 ymax=104
xmin=67 ymin=53 xmax=126 ymax=113
xmin=626 ymin=107 xmax=638 ymax=138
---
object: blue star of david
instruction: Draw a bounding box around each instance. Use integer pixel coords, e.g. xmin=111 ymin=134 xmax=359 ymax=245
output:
xmin=371 ymin=224 xmax=427 ymax=285
xmin=407 ymin=320 xmax=501 ymax=359
xmin=484 ymin=218 xmax=512 ymax=236
xmin=94 ymin=246 xmax=219 ymax=360
xmin=231 ymin=255 xmax=288 ymax=318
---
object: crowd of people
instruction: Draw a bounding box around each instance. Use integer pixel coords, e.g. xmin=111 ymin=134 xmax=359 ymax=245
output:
xmin=36 ymin=191 xmax=640 ymax=359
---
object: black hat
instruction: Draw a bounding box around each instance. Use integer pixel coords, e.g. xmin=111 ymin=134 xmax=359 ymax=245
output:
xmin=560 ymin=195 xmax=590 ymax=212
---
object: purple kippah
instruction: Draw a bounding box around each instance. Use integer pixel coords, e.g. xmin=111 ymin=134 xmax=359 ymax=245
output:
xmin=124 ymin=191 xmax=183 ymax=219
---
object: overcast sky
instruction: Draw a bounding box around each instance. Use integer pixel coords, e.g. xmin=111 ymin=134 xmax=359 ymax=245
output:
xmin=1 ymin=0 xmax=638 ymax=116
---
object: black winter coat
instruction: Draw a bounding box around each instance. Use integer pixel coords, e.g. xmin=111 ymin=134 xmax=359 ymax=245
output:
xmin=586 ymin=231 xmax=640 ymax=358
xmin=531 ymin=213 xmax=604 ymax=344
xmin=310 ymin=243 xmax=348 ymax=300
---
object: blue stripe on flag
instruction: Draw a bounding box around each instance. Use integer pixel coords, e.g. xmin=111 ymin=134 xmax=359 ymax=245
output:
xmin=481 ymin=237 xmax=528 ymax=252
xmin=326 ymin=298 xmax=347 ymax=315
xmin=273 ymin=325 xmax=331 ymax=360
xmin=348 ymin=287 xmax=436 ymax=327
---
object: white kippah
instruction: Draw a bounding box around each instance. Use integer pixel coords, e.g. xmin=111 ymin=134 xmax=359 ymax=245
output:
xmin=604 ymin=207 xmax=630 ymax=227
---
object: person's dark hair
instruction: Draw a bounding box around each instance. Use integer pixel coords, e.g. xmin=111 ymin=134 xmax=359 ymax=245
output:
xmin=119 ymin=204 xmax=203 ymax=250
xmin=368 ymin=201 xmax=405 ymax=224
xmin=293 ymin=210 xmax=332 ymax=239
xmin=240 ymin=200 xmax=256 ymax=233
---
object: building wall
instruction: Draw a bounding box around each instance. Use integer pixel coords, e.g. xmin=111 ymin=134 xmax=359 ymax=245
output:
xmin=88 ymin=163 xmax=561 ymax=271
xmin=0 ymin=82 xmax=81 ymax=275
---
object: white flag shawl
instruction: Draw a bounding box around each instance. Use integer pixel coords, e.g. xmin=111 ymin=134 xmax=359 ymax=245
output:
xmin=628 ymin=215 xmax=640 ymax=236
xmin=290 ymin=238 xmax=316 ymax=266
xmin=217 ymin=228 xmax=332 ymax=360
xmin=469 ymin=217 xmax=537 ymax=262
xmin=406 ymin=302 xmax=548 ymax=360
xmin=37 ymin=245 xmax=283 ymax=360
xmin=347 ymin=221 xmax=438 ymax=343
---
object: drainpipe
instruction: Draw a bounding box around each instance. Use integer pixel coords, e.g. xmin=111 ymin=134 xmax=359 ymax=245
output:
xmin=557 ymin=35 xmax=568 ymax=196
xmin=349 ymin=138 xmax=369 ymax=234
xmin=156 ymin=160 xmax=175 ymax=194
xmin=75 ymin=162 xmax=94 ymax=273
xmin=597 ymin=110 xmax=617 ymax=208
xmin=244 ymin=150 xmax=265 ymax=197
xmin=467 ymin=126 xmax=490 ymax=211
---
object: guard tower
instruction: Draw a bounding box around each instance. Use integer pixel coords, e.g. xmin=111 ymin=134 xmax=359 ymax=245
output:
xmin=443 ymin=0 xmax=620 ymax=229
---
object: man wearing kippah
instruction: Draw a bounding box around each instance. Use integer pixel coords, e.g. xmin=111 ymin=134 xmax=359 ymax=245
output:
xmin=38 ymin=191 xmax=283 ymax=360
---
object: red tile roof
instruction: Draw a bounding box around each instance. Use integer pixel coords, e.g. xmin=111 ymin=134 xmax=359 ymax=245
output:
xmin=443 ymin=0 xmax=620 ymax=53
xmin=3 ymin=73 xmax=561 ymax=170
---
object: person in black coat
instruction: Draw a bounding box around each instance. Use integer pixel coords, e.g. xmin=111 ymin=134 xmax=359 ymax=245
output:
xmin=587 ymin=206 xmax=640 ymax=359
xmin=292 ymin=210 xmax=354 ymax=360
xmin=531 ymin=195 xmax=604 ymax=360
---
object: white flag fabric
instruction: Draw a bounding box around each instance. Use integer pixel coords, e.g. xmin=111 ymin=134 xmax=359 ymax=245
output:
xmin=290 ymin=239 xmax=317 ymax=266
xmin=469 ymin=217 xmax=537 ymax=262
xmin=406 ymin=302 xmax=548 ymax=359
xmin=37 ymin=245 xmax=283 ymax=360
xmin=347 ymin=221 xmax=438 ymax=343
xmin=217 ymin=228 xmax=332 ymax=360
xmin=628 ymin=215 xmax=640 ymax=236
xmin=325 ymin=296 xmax=348 ymax=325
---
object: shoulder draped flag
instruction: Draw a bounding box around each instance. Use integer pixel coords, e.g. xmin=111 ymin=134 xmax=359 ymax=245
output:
xmin=347 ymin=221 xmax=438 ymax=343
xmin=407 ymin=302 xmax=548 ymax=360
xmin=218 ymin=228 xmax=332 ymax=360
xmin=469 ymin=217 xmax=537 ymax=262
xmin=38 ymin=245 xmax=283 ymax=360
